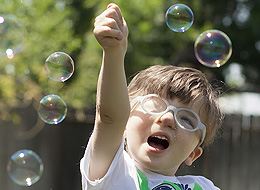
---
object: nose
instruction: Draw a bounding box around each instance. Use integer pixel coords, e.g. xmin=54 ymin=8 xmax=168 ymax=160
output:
xmin=157 ymin=111 xmax=175 ymax=129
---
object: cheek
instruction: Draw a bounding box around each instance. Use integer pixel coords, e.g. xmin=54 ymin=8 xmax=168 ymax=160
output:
xmin=126 ymin=115 xmax=146 ymax=138
xmin=126 ymin=110 xmax=152 ymax=131
xmin=175 ymin=130 xmax=199 ymax=148
xmin=125 ymin=113 xmax=151 ymax=146
xmin=125 ymin=117 xmax=144 ymax=157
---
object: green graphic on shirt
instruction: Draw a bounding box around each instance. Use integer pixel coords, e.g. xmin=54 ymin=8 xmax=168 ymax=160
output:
xmin=137 ymin=169 xmax=204 ymax=190
xmin=137 ymin=169 xmax=149 ymax=190
xmin=193 ymin=183 xmax=203 ymax=190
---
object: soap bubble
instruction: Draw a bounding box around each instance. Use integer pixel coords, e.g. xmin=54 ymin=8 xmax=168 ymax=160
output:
xmin=0 ymin=14 xmax=25 ymax=59
xmin=38 ymin=94 xmax=67 ymax=124
xmin=45 ymin=52 xmax=74 ymax=82
xmin=7 ymin=149 xmax=44 ymax=186
xmin=194 ymin=29 xmax=232 ymax=68
xmin=165 ymin=4 xmax=194 ymax=32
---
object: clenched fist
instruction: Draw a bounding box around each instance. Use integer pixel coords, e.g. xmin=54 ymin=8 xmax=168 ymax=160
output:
xmin=94 ymin=3 xmax=128 ymax=54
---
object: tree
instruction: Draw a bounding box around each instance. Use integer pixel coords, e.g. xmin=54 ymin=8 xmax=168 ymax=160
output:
xmin=0 ymin=0 xmax=260 ymax=124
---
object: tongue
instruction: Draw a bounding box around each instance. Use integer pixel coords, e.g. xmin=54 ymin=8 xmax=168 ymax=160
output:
xmin=149 ymin=141 xmax=165 ymax=150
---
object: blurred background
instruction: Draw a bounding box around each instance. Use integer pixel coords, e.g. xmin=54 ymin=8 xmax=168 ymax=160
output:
xmin=0 ymin=0 xmax=259 ymax=189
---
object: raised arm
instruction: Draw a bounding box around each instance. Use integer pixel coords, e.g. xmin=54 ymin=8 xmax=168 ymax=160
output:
xmin=89 ymin=3 xmax=130 ymax=180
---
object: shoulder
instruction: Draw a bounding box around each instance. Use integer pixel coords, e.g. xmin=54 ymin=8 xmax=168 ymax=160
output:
xmin=175 ymin=175 xmax=220 ymax=189
xmin=81 ymin=136 xmax=138 ymax=189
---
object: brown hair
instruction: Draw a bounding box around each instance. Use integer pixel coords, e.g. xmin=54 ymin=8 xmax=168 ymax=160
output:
xmin=127 ymin=65 xmax=224 ymax=147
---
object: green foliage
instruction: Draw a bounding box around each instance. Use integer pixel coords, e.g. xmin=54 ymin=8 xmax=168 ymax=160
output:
xmin=0 ymin=0 xmax=260 ymax=122
xmin=0 ymin=0 xmax=80 ymax=121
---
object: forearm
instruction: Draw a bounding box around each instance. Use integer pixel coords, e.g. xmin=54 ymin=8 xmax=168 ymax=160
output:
xmin=88 ymin=49 xmax=129 ymax=180
xmin=96 ymin=49 xmax=130 ymax=125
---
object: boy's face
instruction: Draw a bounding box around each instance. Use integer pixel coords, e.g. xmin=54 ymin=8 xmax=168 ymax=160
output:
xmin=126 ymin=96 xmax=204 ymax=176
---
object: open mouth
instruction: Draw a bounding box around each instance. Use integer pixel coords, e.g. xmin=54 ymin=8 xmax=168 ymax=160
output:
xmin=148 ymin=135 xmax=169 ymax=150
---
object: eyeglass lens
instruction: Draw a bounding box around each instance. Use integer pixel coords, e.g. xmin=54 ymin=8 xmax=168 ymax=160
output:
xmin=176 ymin=110 xmax=198 ymax=130
xmin=142 ymin=96 xmax=167 ymax=114
xmin=142 ymin=96 xmax=198 ymax=130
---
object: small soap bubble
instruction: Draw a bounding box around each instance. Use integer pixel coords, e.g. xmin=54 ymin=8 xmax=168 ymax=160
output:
xmin=165 ymin=4 xmax=194 ymax=32
xmin=38 ymin=94 xmax=67 ymax=124
xmin=45 ymin=52 xmax=74 ymax=82
xmin=7 ymin=149 xmax=44 ymax=186
xmin=194 ymin=29 xmax=232 ymax=68
xmin=0 ymin=14 xmax=25 ymax=59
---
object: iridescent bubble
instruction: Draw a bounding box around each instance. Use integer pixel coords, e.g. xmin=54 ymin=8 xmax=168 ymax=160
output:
xmin=165 ymin=4 xmax=194 ymax=32
xmin=0 ymin=14 xmax=25 ymax=59
xmin=194 ymin=29 xmax=232 ymax=68
xmin=45 ymin=52 xmax=74 ymax=82
xmin=38 ymin=94 xmax=67 ymax=124
xmin=7 ymin=149 xmax=44 ymax=186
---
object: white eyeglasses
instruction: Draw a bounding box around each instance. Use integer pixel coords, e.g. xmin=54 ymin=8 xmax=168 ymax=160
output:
xmin=130 ymin=94 xmax=206 ymax=146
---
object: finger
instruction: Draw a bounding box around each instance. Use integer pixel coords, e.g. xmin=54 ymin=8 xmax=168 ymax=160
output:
xmin=121 ymin=17 xmax=128 ymax=37
xmin=107 ymin=3 xmax=115 ymax=9
xmin=95 ymin=17 xmax=121 ymax=33
xmin=104 ymin=8 xmax=122 ymax=28
xmin=94 ymin=26 xmax=123 ymax=40
xmin=106 ymin=4 xmax=124 ymax=28
xmin=112 ymin=5 xmax=124 ymax=28
xmin=95 ymin=10 xmax=121 ymax=33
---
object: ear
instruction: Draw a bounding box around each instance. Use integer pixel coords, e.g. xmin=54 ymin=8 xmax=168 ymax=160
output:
xmin=184 ymin=147 xmax=203 ymax=166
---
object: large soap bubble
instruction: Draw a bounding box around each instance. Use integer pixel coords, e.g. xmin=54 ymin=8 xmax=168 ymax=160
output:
xmin=38 ymin=94 xmax=67 ymax=124
xmin=7 ymin=149 xmax=44 ymax=186
xmin=166 ymin=4 xmax=194 ymax=32
xmin=194 ymin=29 xmax=232 ymax=68
xmin=45 ymin=52 xmax=74 ymax=82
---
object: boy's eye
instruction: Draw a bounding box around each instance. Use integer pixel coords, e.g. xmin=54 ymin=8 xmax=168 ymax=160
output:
xmin=179 ymin=117 xmax=195 ymax=129
xmin=176 ymin=110 xmax=198 ymax=130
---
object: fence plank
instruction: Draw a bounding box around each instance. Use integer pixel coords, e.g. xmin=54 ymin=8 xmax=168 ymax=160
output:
xmin=248 ymin=131 xmax=260 ymax=189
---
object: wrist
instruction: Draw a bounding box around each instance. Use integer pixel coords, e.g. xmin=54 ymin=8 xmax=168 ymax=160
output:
xmin=103 ymin=47 xmax=127 ymax=59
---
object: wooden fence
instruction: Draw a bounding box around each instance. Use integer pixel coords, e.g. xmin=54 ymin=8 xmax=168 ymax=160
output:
xmin=0 ymin=105 xmax=260 ymax=189
xmin=178 ymin=114 xmax=260 ymax=189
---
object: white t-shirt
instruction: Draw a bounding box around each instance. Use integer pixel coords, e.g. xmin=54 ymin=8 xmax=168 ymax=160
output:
xmin=80 ymin=135 xmax=220 ymax=190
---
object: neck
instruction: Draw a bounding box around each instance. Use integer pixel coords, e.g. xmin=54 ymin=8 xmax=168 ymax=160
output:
xmin=134 ymin=160 xmax=179 ymax=177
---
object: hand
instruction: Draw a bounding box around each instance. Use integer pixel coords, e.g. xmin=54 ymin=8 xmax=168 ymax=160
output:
xmin=94 ymin=3 xmax=128 ymax=53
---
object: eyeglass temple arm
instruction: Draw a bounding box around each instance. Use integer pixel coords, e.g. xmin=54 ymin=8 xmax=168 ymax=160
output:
xmin=130 ymin=96 xmax=144 ymax=112
xmin=130 ymin=99 xmax=137 ymax=107
xmin=130 ymin=96 xmax=142 ymax=107
xmin=198 ymin=126 xmax=206 ymax=146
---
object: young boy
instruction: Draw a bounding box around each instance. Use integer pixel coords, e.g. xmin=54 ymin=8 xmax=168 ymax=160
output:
xmin=80 ymin=3 xmax=223 ymax=190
